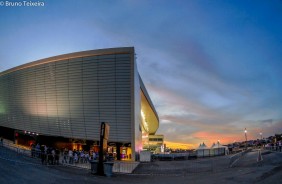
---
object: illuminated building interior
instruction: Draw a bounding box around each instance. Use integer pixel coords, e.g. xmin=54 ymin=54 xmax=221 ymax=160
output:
xmin=140 ymin=82 xmax=164 ymax=152
xmin=140 ymin=90 xmax=159 ymax=135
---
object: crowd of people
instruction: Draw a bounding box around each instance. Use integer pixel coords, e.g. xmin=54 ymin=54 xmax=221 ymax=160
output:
xmin=31 ymin=143 xmax=99 ymax=165
xmin=265 ymin=141 xmax=282 ymax=152
xmin=62 ymin=148 xmax=97 ymax=164
xmin=31 ymin=144 xmax=60 ymax=165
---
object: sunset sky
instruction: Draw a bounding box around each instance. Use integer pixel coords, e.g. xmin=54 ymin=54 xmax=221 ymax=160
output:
xmin=1 ymin=0 xmax=281 ymax=149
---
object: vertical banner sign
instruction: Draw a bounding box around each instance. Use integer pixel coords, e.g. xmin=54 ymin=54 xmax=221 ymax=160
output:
xmin=98 ymin=122 xmax=110 ymax=175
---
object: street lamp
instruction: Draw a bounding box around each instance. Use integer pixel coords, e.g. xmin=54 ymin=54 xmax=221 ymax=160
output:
xmin=259 ymin=132 xmax=263 ymax=148
xmin=217 ymin=140 xmax=220 ymax=155
xmin=244 ymin=128 xmax=248 ymax=150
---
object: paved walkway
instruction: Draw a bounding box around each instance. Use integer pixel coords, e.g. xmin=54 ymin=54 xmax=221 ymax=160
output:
xmin=1 ymin=143 xmax=282 ymax=184
xmin=134 ymin=155 xmax=231 ymax=175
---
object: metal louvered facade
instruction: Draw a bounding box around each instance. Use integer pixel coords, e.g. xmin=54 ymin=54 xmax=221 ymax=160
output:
xmin=0 ymin=47 xmax=156 ymax=160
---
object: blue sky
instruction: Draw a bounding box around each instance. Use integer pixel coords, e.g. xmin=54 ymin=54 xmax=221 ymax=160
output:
xmin=1 ymin=0 xmax=282 ymax=148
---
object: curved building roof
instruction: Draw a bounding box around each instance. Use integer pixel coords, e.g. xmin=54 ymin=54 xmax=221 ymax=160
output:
xmin=0 ymin=47 xmax=134 ymax=76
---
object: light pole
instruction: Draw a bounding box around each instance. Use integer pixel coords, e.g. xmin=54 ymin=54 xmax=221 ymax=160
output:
xmin=217 ymin=140 xmax=220 ymax=155
xmin=244 ymin=128 xmax=248 ymax=150
xmin=259 ymin=132 xmax=263 ymax=148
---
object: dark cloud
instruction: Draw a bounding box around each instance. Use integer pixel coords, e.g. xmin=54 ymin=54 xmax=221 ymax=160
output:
xmin=261 ymin=119 xmax=273 ymax=125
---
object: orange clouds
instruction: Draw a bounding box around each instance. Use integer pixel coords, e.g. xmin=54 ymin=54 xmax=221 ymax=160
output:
xmin=164 ymin=141 xmax=194 ymax=150
xmin=191 ymin=131 xmax=243 ymax=147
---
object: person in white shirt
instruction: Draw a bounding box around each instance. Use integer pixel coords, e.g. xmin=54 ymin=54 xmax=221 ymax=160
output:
xmin=68 ymin=150 xmax=73 ymax=164
xmin=80 ymin=151 xmax=85 ymax=163
xmin=92 ymin=152 xmax=96 ymax=160
xmin=74 ymin=152 xmax=78 ymax=163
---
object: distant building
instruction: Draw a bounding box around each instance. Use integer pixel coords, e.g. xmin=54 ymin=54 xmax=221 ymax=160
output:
xmin=142 ymin=134 xmax=164 ymax=153
xmin=275 ymin=134 xmax=282 ymax=142
xmin=0 ymin=47 xmax=161 ymax=161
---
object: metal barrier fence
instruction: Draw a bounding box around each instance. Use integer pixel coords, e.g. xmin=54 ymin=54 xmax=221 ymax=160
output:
xmin=0 ymin=142 xmax=43 ymax=166
xmin=1 ymin=141 xmax=31 ymax=157
xmin=113 ymin=161 xmax=139 ymax=173
xmin=0 ymin=143 xmax=61 ymax=165
xmin=153 ymin=153 xmax=192 ymax=161
xmin=0 ymin=140 xmax=88 ymax=167
xmin=196 ymin=148 xmax=226 ymax=158
xmin=264 ymin=146 xmax=282 ymax=152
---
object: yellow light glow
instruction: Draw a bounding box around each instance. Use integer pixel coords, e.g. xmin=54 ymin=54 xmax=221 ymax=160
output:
xmin=140 ymin=90 xmax=159 ymax=134
xmin=141 ymin=110 xmax=145 ymax=119
xmin=165 ymin=141 xmax=194 ymax=150
xmin=141 ymin=110 xmax=149 ymax=132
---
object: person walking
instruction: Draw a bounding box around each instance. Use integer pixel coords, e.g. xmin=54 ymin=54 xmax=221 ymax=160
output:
xmin=74 ymin=152 xmax=78 ymax=163
xmin=0 ymin=137 xmax=3 ymax=147
xmin=41 ymin=145 xmax=46 ymax=165
xmin=51 ymin=148 xmax=56 ymax=165
xmin=63 ymin=148 xmax=68 ymax=164
xmin=68 ymin=149 xmax=73 ymax=164
xmin=92 ymin=151 xmax=96 ymax=160
xmin=80 ymin=151 xmax=85 ymax=163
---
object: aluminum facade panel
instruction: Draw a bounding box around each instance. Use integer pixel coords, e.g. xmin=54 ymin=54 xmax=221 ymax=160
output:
xmin=0 ymin=48 xmax=135 ymax=143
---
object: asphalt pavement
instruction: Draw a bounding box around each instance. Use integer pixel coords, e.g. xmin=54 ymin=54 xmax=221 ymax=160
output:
xmin=0 ymin=147 xmax=282 ymax=184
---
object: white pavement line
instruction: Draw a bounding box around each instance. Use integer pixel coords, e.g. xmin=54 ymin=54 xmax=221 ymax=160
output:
xmin=229 ymin=157 xmax=240 ymax=168
xmin=60 ymin=163 xmax=90 ymax=170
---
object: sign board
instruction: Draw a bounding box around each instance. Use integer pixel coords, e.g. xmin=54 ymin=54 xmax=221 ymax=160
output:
xmin=100 ymin=122 xmax=110 ymax=140
xmin=98 ymin=122 xmax=110 ymax=175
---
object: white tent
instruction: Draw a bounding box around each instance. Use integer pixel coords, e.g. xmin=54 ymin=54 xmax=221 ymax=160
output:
xmin=197 ymin=141 xmax=229 ymax=157
xmin=212 ymin=141 xmax=224 ymax=148
xmin=197 ymin=142 xmax=208 ymax=150
xmin=212 ymin=141 xmax=229 ymax=155
xmin=196 ymin=142 xmax=209 ymax=157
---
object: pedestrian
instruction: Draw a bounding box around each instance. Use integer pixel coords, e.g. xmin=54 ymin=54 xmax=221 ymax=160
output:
xmin=41 ymin=145 xmax=46 ymax=165
xmin=55 ymin=149 xmax=60 ymax=165
xmin=85 ymin=152 xmax=89 ymax=163
xmin=63 ymin=148 xmax=68 ymax=164
xmin=68 ymin=149 xmax=73 ymax=164
xmin=80 ymin=151 xmax=84 ymax=163
xmin=47 ymin=147 xmax=53 ymax=165
xmin=31 ymin=143 xmax=35 ymax=157
xmin=92 ymin=151 xmax=96 ymax=160
xmin=35 ymin=143 xmax=40 ymax=157
xmin=74 ymin=152 xmax=78 ymax=163
xmin=0 ymin=137 xmax=3 ymax=147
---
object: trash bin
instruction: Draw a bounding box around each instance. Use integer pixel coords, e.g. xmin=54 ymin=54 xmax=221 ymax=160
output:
xmin=103 ymin=162 xmax=114 ymax=177
xmin=90 ymin=160 xmax=99 ymax=174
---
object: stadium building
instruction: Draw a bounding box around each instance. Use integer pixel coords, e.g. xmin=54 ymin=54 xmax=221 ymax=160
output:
xmin=0 ymin=47 xmax=161 ymax=161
